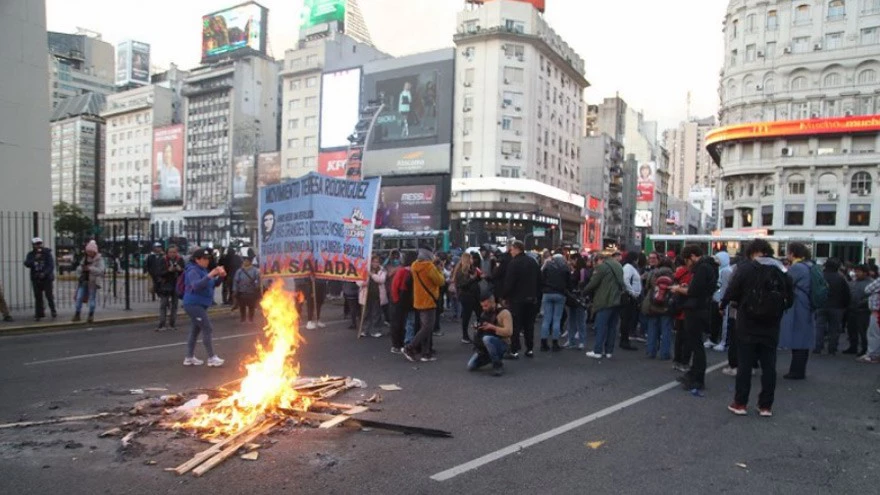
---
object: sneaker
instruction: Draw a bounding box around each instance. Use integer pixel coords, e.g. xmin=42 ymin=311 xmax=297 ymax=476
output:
xmin=632 ymin=336 xmax=647 ymax=343
xmin=155 ymin=326 xmax=166 ymax=332
xmin=316 ymin=321 xmax=327 ymax=328
xmin=703 ymin=340 xmax=715 ymax=349
xmin=504 ymin=352 xmax=520 ymax=360
xmin=524 ymin=350 xmax=534 ymax=358
xmin=2 ymin=315 xmax=13 ymax=322
xmin=492 ymin=364 xmax=505 ymax=377
xmin=358 ymin=332 xmax=368 ymax=338
xmin=758 ymin=407 xmax=773 ymax=417
xmin=713 ymin=343 xmax=727 ymax=352
xmin=390 ymin=347 xmax=402 ymax=354
xmin=370 ymin=331 xmax=383 ymax=338
xmin=432 ymin=330 xmax=445 ymax=337
xmin=605 ymin=354 xmax=613 ymax=359
xmin=420 ymin=354 xmax=437 ymax=362
xmin=586 ymin=351 xmax=604 ymax=359
xmin=306 ymin=321 xmax=317 ymax=330
xmin=727 ymin=402 xmax=748 ymax=416
xmin=183 ymin=357 xmax=204 ymax=366
xmin=722 ymin=366 xmax=738 ymax=377
xmin=402 ymin=347 xmax=417 ymax=362
xmin=206 ymin=356 xmax=225 ymax=367
xmin=461 ymin=337 xmax=473 ymax=344
xmin=577 ymin=344 xmax=585 ymax=350
xmin=672 ymin=363 xmax=690 ymax=372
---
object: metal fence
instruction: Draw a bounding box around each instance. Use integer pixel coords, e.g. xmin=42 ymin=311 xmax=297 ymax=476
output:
xmin=1 ymin=211 xmax=185 ymax=313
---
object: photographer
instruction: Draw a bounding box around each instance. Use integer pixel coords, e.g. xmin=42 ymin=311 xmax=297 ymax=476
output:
xmin=467 ymin=293 xmax=513 ymax=376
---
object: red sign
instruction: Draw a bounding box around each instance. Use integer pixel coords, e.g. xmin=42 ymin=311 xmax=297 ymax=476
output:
xmin=318 ymin=150 xmax=348 ymax=178
xmin=587 ymin=195 xmax=602 ymax=213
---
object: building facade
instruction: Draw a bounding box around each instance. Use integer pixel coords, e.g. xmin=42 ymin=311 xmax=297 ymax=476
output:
xmin=181 ymin=55 xmax=279 ymax=245
xmin=47 ymin=30 xmax=115 ymax=108
xmin=50 ymin=93 xmax=106 ymax=221
xmin=100 ymin=85 xmax=175 ymax=219
xmin=664 ymin=116 xmax=718 ymax=200
xmin=581 ymin=134 xmax=631 ymax=248
xmin=449 ymin=0 xmax=588 ymax=246
xmin=710 ymin=0 xmax=880 ymax=258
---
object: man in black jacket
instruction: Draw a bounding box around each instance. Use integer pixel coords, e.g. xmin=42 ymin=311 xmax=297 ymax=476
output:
xmin=501 ymin=241 xmax=541 ymax=358
xmin=671 ymin=245 xmax=718 ymax=391
xmin=23 ymin=238 xmax=57 ymax=321
xmin=814 ymin=257 xmax=850 ymax=355
xmin=721 ymin=239 xmax=793 ymax=416
xmin=155 ymin=245 xmax=185 ymax=331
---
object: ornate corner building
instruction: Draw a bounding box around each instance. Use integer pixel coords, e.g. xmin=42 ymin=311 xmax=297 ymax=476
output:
xmin=708 ymin=0 xmax=880 ymax=259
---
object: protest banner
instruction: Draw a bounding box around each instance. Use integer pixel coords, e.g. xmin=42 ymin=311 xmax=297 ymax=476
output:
xmin=258 ymin=172 xmax=382 ymax=282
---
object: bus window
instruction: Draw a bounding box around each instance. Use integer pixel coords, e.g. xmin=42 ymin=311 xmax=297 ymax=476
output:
xmin=401 ymin=238 xmax=417 ymax=250
xmin=815 ymin=242 xmax=831 ymax=260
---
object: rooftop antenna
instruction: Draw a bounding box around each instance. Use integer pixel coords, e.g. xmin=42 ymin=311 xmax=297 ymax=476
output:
xmin=686 ymin=90 xmax=692 ymax=121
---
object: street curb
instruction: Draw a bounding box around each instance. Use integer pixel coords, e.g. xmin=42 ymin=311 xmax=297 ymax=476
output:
xmin=0 ymin=307 xmax=230 ymax=337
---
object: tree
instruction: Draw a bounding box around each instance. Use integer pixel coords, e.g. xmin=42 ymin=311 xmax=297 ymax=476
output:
xmin=54 ymin=202 xmax=93 ymax=243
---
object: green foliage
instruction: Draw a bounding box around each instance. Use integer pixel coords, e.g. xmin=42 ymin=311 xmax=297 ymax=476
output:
xmin=54 ymin=202 xmax=93 ymax=241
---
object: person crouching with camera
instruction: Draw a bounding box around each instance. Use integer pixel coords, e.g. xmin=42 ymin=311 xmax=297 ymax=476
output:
xmin=467 ymin=293 xmax=513 ymax=376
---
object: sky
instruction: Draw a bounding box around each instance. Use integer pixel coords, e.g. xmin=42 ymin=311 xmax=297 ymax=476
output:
xmin=45 ymin=0 xmax=727 ymax=131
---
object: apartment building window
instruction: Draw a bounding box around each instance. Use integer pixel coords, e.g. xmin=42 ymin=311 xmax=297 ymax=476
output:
xmin=788 ymin=174 xmax=806 ymax=195
xmin=288 ymin=118 xmax=299 ymax=129
xmin=817 ymin=173 xmax=837 ymax=194
xmin=305 ymin=96 xmax=317 ymax=107
xmin=502 ymin=91 xmax=522 ymax=108
xmin=793 ymin=4 xmax=811 ymax=24
xmin=865 ymin=0 xmax=880 ymax=14
xmin=784 ymin=205 xmax=805 ymax=225
xmin=767 ymin=10 xmax=779 ymax=29
xmin=851 ymin=171 xmax=872 ymax=194
xmin=857 ymin=96 xmax=876 ymax=115
xmin=287 ymin=138 xmax=299 ymax=149
xmin=464 ymin=20 xmax=478 ymax=33
xmin=764 ymin=76 xmax=776 ymax=93
xmin=464 ymin=68 xmax=474 ymax=85
xmin=303 ymin=156 xmax=315 ymax=168
xmin=306 ymin=54 xmax=318 ymax=65
xmin=290 ymin=79 xmax=301 ymax=91
xmin=816 ymin=204 xmax=837 ymax=226
xmin=502 ymin=67 xmax=524 ymax=84
xmin=794 ymin=101 xmax=810 ymax=118
xmin=463 ymin=117 xmax=473 ymax=133
xmin=824 ymin=99 xmax=840 ymax=116
xmin=791 ymin=75 xmax=808 ymax=91
xmin=825 ymin=31 xmax=844 ymax=49
xmin=741 ymin=208 xmax=754 ymax=227
xmin=503 ymin=44 xmax=525 ymax=59
xmin=289 ymin=58 xmax=301 ymax=69
xmin=724 ymin=210 xmax=734 ymax=228
xmin=463 ymin=94 xmax=474 ymax=110
xmin=850 ymin=204 xmax=871 ymax=226
xmin=501 ymin=166 xmax=521 ymax=178
xmin=762 ymin=206 xmax=774 ymax=226
xmin=824 ymin=72 xmax=843 ymax=87
xmin=504 ymin=19 xmax=525 ymax=33
xmin=828 ymin=0 xmax=846 ymax=19
xmin=730 ymin=19 xmax=739 ymax=39
xmin=304 ymin=136 xmax=316 ymax=147
xmin=730 ymin=49 xmax=737 ymax=66
xmin=746 ymin=14 xmax=757 ymax=32
xmin=746 ymin=44 xmax=757 ymax=62
xmin=306 ymin=76 xmax=317 ymax=88
xmin=858 ymin=68 xmax=877 ymax=84
xmin=501 ymin=141 xmax=522 ymax=155
xmin=463 ymin=141 xmax=473 ymax=158
xmin=861 ymin=27 xmax=880 ymax=44
xmin=793 ymin=36 xmax=811 ymax=53
xmin=286 ymin=158 xmax=299 ymax=168
xmin=288 ymin=99 xmax=301 ymax=110
xmin=304 ymin=116 xmax=317 ymax=128
xmin=462 ymin=166 xmax=472 ymax=178
xmin=725 ymin=184 xmax=735 ymax=200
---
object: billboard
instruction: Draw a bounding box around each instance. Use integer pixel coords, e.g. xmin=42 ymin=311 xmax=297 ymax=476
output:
xmin=319 ymin=68 xmax=362 ymax=150
xmin=637 ymin=161 xmax=656 ymax=203
xmin=375 ymin=185 xmax=440 ymax=231
xmin=362 ymin=51 xmax=454 ymax=153
xmin=466 ymin=0 xmax=545 ymax=13
xmin=361 ymin=144 xmax=451 ymax=176
xmin=201 ymin=2 xmax=268 ymax=63
xmin=635 ymin=209 xmax=653 ymax=228
xmin=257 ymin=152 xmax=281 ymax=188
xmin=152 ymin=125 xmax=184 ymax=205
xmin=130 ymin=41 xmax=151 ymax=84
xmin=233 ymin=155 xmax=255 ymax=205
xmin=319 ymin=150 xmax=349 ymax=178
xmin=301 ymin=0 xmax=346 ymax=29
xmin=258 ymin=172 xmax=382 ymax=282
xmin=666 ymin=209 xmax=682 ymax=226
xmin=115 ymin=42 xmax=130 ymax=86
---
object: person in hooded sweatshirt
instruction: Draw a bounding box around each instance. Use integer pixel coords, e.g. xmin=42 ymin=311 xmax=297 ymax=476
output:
xmin=845 ymin=264 xmax=872 ymax=355
xmin=402 ymin=247 xmax=445 ymax=362
xmin=721 ymin=239 xmax=793 ymax=417
xmin=182 ymin=248 xmax=226 ymax=367
xmin=671 ymin=244 xmax=718 ymax=391
xmin=73 ymin=240 xmax=105 ymax=323
xmin=540 ymin=253 xmax=569 ymax=352
xmin=711 ymin=251 xmax=734 ymax=352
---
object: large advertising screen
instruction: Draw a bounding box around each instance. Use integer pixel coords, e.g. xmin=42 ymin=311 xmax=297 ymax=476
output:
xmin=375 ymin=185 xmax=440 ymax=231
xmin=301 ymin=0 xmax=346 ymax=29
xmin=115 ymin=42 xmax=130 ymax=86
xmin=130 ymin=41 xmax=150 ymax=84
xmin=152 ymin=125 xmax=184 ymax=205
xmin=233 ymin=155 xmax=255 ymax=206
xmin=362 ymin=52 xmax=454 ymax=153
xmin=257 ymin=152 xmax=281 ymax=188
xmin=637 ymin=161 xmax=656 ymax=203
xmin=201 ymin=2 xmax=267 ymax=63
xmin=319 ymin=68 xmax=362 ymax=150
xmin=361 ymin=144 xmax=450 ymax=177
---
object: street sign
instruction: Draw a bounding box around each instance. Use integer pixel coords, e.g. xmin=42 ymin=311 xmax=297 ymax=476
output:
xmin=533 ymin=227 xmax=546 ymax=238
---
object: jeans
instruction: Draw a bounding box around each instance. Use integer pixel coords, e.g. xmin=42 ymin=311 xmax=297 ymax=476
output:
xmin=510 ymin=299 xmax=538 ymax=353
xmin=566 ymin=306 xmax=587 ymax=346
xmin=404 ymin=311 xmax=417 ymax=345
xmin=406 ymin=308 xmax=436 ymax=356
xmin=814 ymin=308 xmax=845 ymax=353
xmin=75 ymin=284 xmax=97 ymax=315
xmin=184 ymin=304 xmax=216 ymax=358
xmin=305 ymin=282 xmax=326 ymax=321
xmin=158 ymin=293 xmax=179 ymax=327
xmin=540 ymin=293 xmax=566 ymax=339
xmin=867 ymin=312 xmax=880 ymax=358
xmin=847 ymin=309 xmax=870 ymax=354
xmin=468 ymin=335 xmax=508 ymax=370
xmin=593 ymin=307 xmax=621 ymax=355
xmin=345 ymin=298 xmax=360 ymax=328
xmin=645 ymin=314 xmax=672 ymax=359
xmin=460 ymin=296 xmax=481 ymax=340
xmin=683 ymin=309 xmax=709 ymax=386
xmin=788 ymin=349 xmax=809 ymax=377
xmin=735 ymin=341 xmax=777 ymax=409
xmin=32 ymin=280 xmax=56 ymax=318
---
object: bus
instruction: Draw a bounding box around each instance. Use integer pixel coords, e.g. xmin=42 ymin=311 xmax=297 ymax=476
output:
xmin=372 ymin=229 xmax=451 ymax=258
xmin=645 ymin=233 xmax=868 ymax=264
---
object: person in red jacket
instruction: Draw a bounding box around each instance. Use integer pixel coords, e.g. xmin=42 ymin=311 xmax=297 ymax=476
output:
xmin=390 ymin=252 xmax=417 ymax=353
xmin=672 ymin=258 xmax=694 ymax=372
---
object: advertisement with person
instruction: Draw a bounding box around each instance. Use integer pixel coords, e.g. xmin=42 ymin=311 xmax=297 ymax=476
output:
xmin=318 ymin=150 xmax=349 ymax=178
xmin=301 ymin=0 xmax=346 ymax=29
xmin=374 ymin=185 xmax=439 ymax=231
xmin=233 ymin=155 xmax=255 ymax=204
xmin=201 ymin=2 xmax=267 ymax=63
xmin=257 ymin=152 xmax=281 ymax=187
xmin=637 ymin=161 xmax=656 ymax=203
xmin=635 ymin=209 xmax=654 ymax=228
xmin=258 ymin=172 xmax=382 ymax=282
xmin=130 ymin=41 xmax=150 ymax=84
xmin=152 ymin=124 xmax=184 ymax=205
xmin=666 ymin=209 xmax=681 ymax=226
xmin=115 ymin=42 xmax=130 ymax=86
xmin=319 ymin=68 xmax=362 ymax=150
xmin=583 ymin=195 xmax=603 ymax=252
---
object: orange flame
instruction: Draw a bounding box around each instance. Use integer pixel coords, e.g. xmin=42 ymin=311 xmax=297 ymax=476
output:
xmin=180 ymin=280 xmax=310 ymax=438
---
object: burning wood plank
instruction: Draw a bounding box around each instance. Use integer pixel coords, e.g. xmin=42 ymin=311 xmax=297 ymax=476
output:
xmin=192 ymin=419 xmax=280 ymax=477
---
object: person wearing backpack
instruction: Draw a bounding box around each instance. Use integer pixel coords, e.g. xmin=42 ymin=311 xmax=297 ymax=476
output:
xmin=720 ymin=239 xmax=793 ymax=417
xmin=779 ymin=242 xmax=817 ymax=379
xmin=641 ymin=258 xmax=675 ymax=359
xmin=814 ymin=258 xmax=850 ymax=355
xmin=232 ymin=256 xmax=261 ymax=323
xmin=670 ymin=245 xmax=718 ymax=391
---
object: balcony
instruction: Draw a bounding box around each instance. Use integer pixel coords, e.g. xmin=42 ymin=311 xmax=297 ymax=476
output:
xmin=281 ymin=60 xmax=324 ymax=78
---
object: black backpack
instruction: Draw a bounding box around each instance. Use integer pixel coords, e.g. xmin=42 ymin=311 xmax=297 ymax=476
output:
xmin=742 ymin=262 xmax=791 ymax=323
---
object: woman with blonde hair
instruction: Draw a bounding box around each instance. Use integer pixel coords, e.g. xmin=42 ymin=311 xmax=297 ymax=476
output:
xmin=454 ymin=252 xmax=483 ymax=344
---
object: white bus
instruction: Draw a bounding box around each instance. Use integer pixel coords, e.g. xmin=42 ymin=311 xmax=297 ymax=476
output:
xmin=646 ymin=233 xmax=869 ymax=264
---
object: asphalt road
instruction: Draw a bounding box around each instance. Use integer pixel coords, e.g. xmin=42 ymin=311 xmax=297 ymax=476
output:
xmin=1 ymin=308 xmax=879 ymax=494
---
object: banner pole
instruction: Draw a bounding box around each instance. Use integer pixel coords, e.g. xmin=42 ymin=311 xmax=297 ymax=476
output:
xmin=356 ymin=275 xmax=368 ymax=339
xmin=310 ymin=273 xmax=319 ymax=326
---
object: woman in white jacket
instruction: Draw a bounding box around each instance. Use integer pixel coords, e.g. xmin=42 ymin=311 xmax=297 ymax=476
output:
xmin=620 ymin=251 xmax=643 ymax=350
xmin=357 ymin=255 xmax=387 ymax=338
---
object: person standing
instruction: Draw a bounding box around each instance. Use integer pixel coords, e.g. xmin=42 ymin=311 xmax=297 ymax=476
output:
xmin=859 ymin=275 xmax=880 ymax=363
xmin=565 ymin=254 xmax=589 ymax=350
xmin=342 ymin=281 xmax=360 ymax=330
xmin=585 ymin=253 xmax=625 ymax=359
xmin=357 ymin=255 xmax=387 ymax=338
xmin=144 ymin=242 xmax=165 ymax=300
xmin=390 ymin=252 xmax=417 ymax=353
xmin=501 ymin=240 xmax=541 ymax=358
xmin=403 ymin=248 xmax=445 ymax=362
xmin=780 ymin=242 xmax=816 ymax=379
xmin=182 ymin=248 xmax=226 ymax=367
xmin=73 ymin=241 xmax=105 ymax=323
xmin=814 ymin=258 xmax=850 ymax=355
xmin=641 ymin=258 xmax=675 ymax=359
xmin=721 ymin=239 xmax=793 ymax=417
xmin=619 ymin=251 xmax=643 ymax=351
xmin=540 ymin=253 xmax=569 ymax=352
xmin=220 ymin=247 xmax=242 ymax=305
xmin=0 ymin=280 xmax=13 ymax=322
xmin=155 ymin=245 xmax=184 ymax=331
xmin=303 ymin=279 xmax=327 ymax=330
xmin=671 ymin=245 xmax=718 ymax=391
xmin=453 ymin=252 xmax=482 ymax=344
xmin=845 ymin=264 xmax=872 ymax=355
xmin=232 ymin=256 xmax=261 ymax=323
xmin=23 ymin=238 xmax=57 ymax=321
xmin=671 ymin=257 xmax=694 ymax=372
xmin=711 ymin=251 xmax=734 ymax=352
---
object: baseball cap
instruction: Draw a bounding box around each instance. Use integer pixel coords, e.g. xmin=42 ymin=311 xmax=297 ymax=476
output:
xmin=191 ymin=248 xmax=211 ymax=260
xmin=153 ymin=242 xmax=163 ymax=248
xmin=32 ymin=237 xmax=43 ymax=244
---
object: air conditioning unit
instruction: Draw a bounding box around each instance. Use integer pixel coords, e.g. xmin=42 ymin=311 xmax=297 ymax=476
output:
xmin=811 ymin=112 xmax=820 ymax=118
xmin=463 ymin=81 xmax=472 ymax=87
xmin=515 ymin=130 xmax=522 ymax=136
xmin=814 ymin=43 xmax=822 ymax=50
xmin=463 ymin=130 xmax=470 ymax=135
xmin=845 ymin=110 xmax=853 ymax=116
xmin=463 ymin=107 xmax=471 ymax=112
xmin=757 ymin=50 xmax=765 ymax=58
xmin=464 ymin=156 xmax=470 ymax=160
xmin=827 ymin=193 xmax=839 ymax=200
xmin=781 ymin=147 xmax=793 ymax=157
xmin=756 ymin=84 xmax=763 ymax=91
xmin=504 ymin=78 xmax=511 ymax=84
xmin=859 ymin=191 xmax=871 ymax=196
xmin=515 ymin=153 xmax=522 ymax=159
xmin=515 ymin=106 xmax=522 ymax=111
xmin=783 ymin=46 xmax=792 ymax=54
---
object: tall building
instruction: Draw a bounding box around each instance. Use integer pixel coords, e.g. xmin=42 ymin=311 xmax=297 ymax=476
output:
xmin=181 ymin=55 xmax=279 ymax=244
xmin=50 ymin=93 xmax=106 ymax=221
xmin=708 ymin=0 xmax=880 ymax=258
xmin=663 ymin=116 xmax=717 ymax=200
xmin=47 ymin=30 xmax=115 ymax=108
xmin=449 ymin=0 xmax=588 ymax=246
xmin=151 ymin=63 xmax=191 ymax=131
xmin=581 ymin=134 xmax=630 ymax=248
xmin=279 ymin=33 xmax=387 ymax=179
xmin=299 ymin=0 xmax=374 ymax=46
xmin=100 ymin=85 xmax=176 ymax=220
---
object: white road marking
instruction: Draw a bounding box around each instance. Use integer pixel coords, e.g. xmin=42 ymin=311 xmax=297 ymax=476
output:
xmin=430 ymin=360 xmax=728 ymax=482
